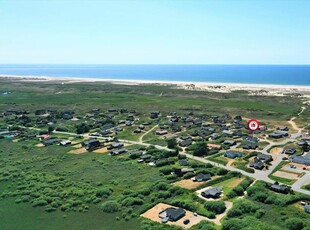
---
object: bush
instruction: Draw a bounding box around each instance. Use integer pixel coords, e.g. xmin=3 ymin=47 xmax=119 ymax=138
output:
xmin=121 ymin=197 xmax=144 ymax=207
xmin=100 ymin=200 xmax=120 ymax=213
xmin=96 ymin=188 xmax=112 ymax=198
xmin=227 ymin=199 xmax=260 ymax=218
xmin=217 ymin=168 xmax=228 ymax=175
xmin=255 ymin=209 xmax=266 ymax=218
xmin=204 ymin=201 xmax=226 ymax=214
xmin=285 ymin=218 xmax=305 ymax=230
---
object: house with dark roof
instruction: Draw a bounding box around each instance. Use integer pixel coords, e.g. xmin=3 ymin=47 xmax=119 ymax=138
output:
xmin=125 ymin=121 xmax=133 ymax=126
xmin=201 ymin=187 xmax=222 ymax=199
xmin=150 ymin=111 xmax=160 ymax=119
xmin=249 ymin=160 xmax=264 ymax=170
xmin=110 ymin=148 xmax=127 ymax=156
xmin=107 ymin=142 xmax=124 ymax=150
xmin=282 ymin=147 xmax=296 ymax=155
xmin=159 ymin=207 xmax=186 ymax=222
xmin=193 ymin=119 xmax=203 ymax=126
xmin=139 ymin=154 xmax=152 ymax=162
xmin=82 ymin=139 xmax=101 ymax=150
xmin=277 ymin=126 xmax=289 ymax=131
xmin=222 ymin=130 xmax=234 ymax=137
xmin=269 ymin=183 xmax=290 ymax=194
xmin=156 ymin=130 xmax=168 ymax=135
xmin=193 ymin=173 xmax=211 ymax=182
xmin=304 ymin=204 xmax=310 ymax=213
xmin=210 ymin=133 xmax=220 ymax=140
xmin=269 ymin=131 xmax=289 ymax=139
xmin=100 ymin=123 xmax=115 ymax=130
xmin=180 ymin=135 xmax=192 ymax=140
xmin=134 ymin=128 xmax=142 ymax=133
xmin=243 ymin=143 xmax=258 ymax=150
xmin=179 ymin=139 xmax=193 ymax=147
xmin=256 ymin=153 xmax=273 ymax=163
xmin=242 ymin=136 xmax=259 ymax=143
xmin=62 ymin=113 xmax=73 ymax=120
xmin=43 ymin=138 xmax=60 ymax=146
xmin=298 ymin=140 xmax=308 ymax=146
xmin=290 ymin=154 xmax=310 ymax=165
xmin=269 ymin=133 xmax=284 ymax=139
xmin=224 ymin=151 xmax=243 ymax=159
xmin=99 ymin=130 xmax=113 ymax=136
xmin=222 ymin=140 xmax=236 ymax=146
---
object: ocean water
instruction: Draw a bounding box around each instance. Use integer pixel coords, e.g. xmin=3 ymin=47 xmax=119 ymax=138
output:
xmin=0 ymin=65 xmax=309 ymax=86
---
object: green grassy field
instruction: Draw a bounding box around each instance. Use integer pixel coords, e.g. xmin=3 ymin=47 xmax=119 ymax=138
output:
xmin=0 ymin=80 xmax=309 ymax=230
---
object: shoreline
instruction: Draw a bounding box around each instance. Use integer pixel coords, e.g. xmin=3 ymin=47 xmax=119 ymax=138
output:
xmin=1 ymin=74 xmax=310 ymax=90
xmin=1 ymin=75 xmax=310 ymax=99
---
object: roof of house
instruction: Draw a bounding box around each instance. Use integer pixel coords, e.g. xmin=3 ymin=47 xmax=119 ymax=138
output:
xmin=270 ymin=184 xmax=290 ymax=191
xmin=140 ymin=154 xmax=152 ymax=160
xmin=223 ymin=140 xmax=235 ymax=145
xmin=225 ymin=151 xmax=243 ymax=158
xmin=83 ymin=139 xmax=100 ymax=145
xmin=179 ymin=139 xmax=193 ymax=147
xmin=242 ymin=136 xmax=259 ymax=142
xmin=181 ymin=168 xmax=195 ymax=173
xmin=195 ymin=173 xmax=211 ymax=181
xmin=202 ymin=187 xmax=222 ymax=196
xmin=243 ymin=143 xmax=258 ymax=149
xmin=249 ymin=161 xmax=264 ymax=169
xmin=60 ymin=140 xmax=71 ymax=145
xmin=43 ymin=138 xmax=60 ymax=145
xmin=111 ymin=148 xmax=127 ymax=155
xmin=290 ymin=155 xmax=310 ymax=165
xmin=159 ymin=208 xmax=186 ymax=221
xmin=257 ymin=153 xmax=272 ymax=161
xmin=222 ymin=130 xmax=234 ymax=135
xmin=282 ymin=147 xmax=296 ymax=154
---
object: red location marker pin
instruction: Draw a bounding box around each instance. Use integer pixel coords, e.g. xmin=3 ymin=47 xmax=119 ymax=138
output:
xmin=247 ymin=119 xmax=260 ymax=131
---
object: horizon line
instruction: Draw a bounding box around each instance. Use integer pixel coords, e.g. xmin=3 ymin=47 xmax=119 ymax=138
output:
xmin=1 ymin=63 xmax=310 ymax=66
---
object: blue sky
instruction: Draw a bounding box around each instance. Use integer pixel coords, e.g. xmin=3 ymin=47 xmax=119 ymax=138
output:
xmin=0 ymin=0 xmax=309 ymax=64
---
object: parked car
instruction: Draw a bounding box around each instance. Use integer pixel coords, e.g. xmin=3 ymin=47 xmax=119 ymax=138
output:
xmin=183 ymin=219 xmax=190 ymax=225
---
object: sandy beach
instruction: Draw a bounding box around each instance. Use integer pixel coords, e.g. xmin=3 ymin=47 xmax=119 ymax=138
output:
xmin=1 ymin=74 xmax=310 ymax=99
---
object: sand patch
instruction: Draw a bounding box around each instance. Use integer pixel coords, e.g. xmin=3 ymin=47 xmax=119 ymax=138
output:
xmin=270 ymin=147 xmax=283 ymax=154
xmin=172 ymin=179 xmax=205 ymax=190
xmin=273 ymin=170 xmax=299 ymax=180
xmin=93 ymin=147 xmax=109 ymax=153
xmin=69 ymin=148 xmax=87 ymax=154
xmin=140 ymin=203 xmax=207 ymax=229
xmin=227 ymin=159 xmax=235 ymax=167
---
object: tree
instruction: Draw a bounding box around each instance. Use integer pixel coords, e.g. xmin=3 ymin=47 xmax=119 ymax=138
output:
xmin=48 ymin=126 xmax=54 ymax=134
xmin=100 ymin=200 xmax=120 ymax=213
xmin=193 ymin=142 xmax=208 ymax=156
xmin=204 ymin=201 xmax=226 ymax=214
xmin=166 ymin=138 xmax=177 ymax=149
xmin=285 ymin=218 xmax=305 ymax=230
